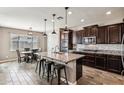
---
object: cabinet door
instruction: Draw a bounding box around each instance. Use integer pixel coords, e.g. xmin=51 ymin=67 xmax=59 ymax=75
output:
xmin=108 ymin=24 xmax=122 ymax=44
xmin=90 ymin=27 xmax=98 ymax=36
xmin=97 ymin=26 xmax=107 ymax=44
xmin=107 ymin=55 xmax=122 ymax=74
xmin=82 ymin=53 xmax=95 ymax=67
xmin=76 ymin=31 xmax=82 ymax=44
xmin=83 ymin=29 xmax=88 ymax=37
xmin=95 ymin=55 xmax=106 ymax=69
xmin=68 ymin=31 xmax=73 ymax=49
xmin=82 ymin=30 xmax=85 ymax=37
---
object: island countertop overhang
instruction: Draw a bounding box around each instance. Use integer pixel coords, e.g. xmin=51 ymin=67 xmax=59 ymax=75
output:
xmin=36 ymin=52 xmax=85 ymax=64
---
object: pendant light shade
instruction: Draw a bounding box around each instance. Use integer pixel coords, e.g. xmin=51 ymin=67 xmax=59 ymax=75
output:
xmin=43 ymin=19 xmax=47 ymax=37
xmin=63 ymin=7 xmax=69 ymax=33
xmin=52 ymin=14 xmax=56 ymax=34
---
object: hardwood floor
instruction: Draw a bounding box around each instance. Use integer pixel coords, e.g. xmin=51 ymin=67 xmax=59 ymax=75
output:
xmin=0 ymin=61 xmax=124 ymax=85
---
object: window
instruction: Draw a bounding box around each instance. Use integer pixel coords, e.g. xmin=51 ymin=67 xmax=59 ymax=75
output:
xmin=10 ymin=33 xmax=40 ymax=51
xmin=10 ymin=33 xmax=19 ymax=51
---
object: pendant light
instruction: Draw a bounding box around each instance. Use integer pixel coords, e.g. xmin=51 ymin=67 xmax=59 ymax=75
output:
xmin=52 ymin=14 xmax=56 ymax=34
xmin=63 ymin=7 xmax=69 ymax=33
xmin=43 ymin=19 xmax=47 ymax=37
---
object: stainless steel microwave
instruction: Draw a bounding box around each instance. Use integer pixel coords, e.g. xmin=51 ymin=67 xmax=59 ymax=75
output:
xmin=82 ymin=36 xmax=96 ymax=44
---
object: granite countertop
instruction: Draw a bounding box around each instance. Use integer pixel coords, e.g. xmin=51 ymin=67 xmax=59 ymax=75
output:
xmin=36 ymin=52 xmax=85 ymax=64
xmin=72 ymin=50 xmax=122 ymax=56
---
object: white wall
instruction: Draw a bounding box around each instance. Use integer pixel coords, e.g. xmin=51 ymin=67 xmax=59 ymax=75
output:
xmin=0 ymin=27 xmax=47 ymax=61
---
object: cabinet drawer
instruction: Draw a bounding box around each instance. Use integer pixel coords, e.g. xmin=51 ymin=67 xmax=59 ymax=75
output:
xmin=107 ymin=55 xmax=121 ymax=60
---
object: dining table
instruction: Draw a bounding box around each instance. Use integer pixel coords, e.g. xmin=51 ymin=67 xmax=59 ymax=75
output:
xmin=21 ymin=51 xmax=33 ymax=63
xmin=35 ymin=52 xmax=85 ymax=85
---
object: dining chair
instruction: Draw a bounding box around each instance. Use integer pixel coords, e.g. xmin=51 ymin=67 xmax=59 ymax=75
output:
xmin=32 ymin=49 xmax=39 ymax=61
xmin=24 ymin=48 xmax=30 ymax=51
xmin=16 ymin=50 xmax=25 ymax=63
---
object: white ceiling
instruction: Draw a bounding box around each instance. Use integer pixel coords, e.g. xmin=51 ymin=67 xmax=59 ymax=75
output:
xmin=0 ymin=7 xmax=124 ymax=32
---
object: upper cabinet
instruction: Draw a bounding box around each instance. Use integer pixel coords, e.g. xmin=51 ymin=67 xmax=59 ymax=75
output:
xmin=107 ymin=24 xmax=122 ymax=44
xmin=83 ymin=25 xmax=98 ymax=37
xmin=76 ymin=30 xmax=82 ymax=44
xmin=75 ymin=23 xmax=124 ymax=44
xmin=97 ymin=26 xmax=108 ymax=44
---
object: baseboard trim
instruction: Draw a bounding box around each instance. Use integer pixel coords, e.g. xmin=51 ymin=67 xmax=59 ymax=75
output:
xmin=0 ymin=58 xmax=17 ymax=64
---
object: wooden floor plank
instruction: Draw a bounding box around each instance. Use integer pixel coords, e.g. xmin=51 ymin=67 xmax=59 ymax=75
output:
xmin=15 ymin=71 xmax=28 ymax=85
xmin=9 ymin=71 xmax=20 ymax=85
xmin=0 ymin=61 xmax=124 ymax=85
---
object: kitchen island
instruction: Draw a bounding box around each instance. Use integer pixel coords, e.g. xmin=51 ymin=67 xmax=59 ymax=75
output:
xmin=36 ymin=52 xmax=85 ymax=84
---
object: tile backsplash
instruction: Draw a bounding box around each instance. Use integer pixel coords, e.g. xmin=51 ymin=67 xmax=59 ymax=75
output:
xmin=76 ymin=44 xmax=122 ymax=51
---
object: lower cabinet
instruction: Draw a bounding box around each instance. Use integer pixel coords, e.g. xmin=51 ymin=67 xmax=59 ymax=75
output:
xmin=73 ymin=52 xmax=123 ymax=74
xmin=107 ymin=55 xmax=122 ymax=74
xmin=82 ymin=53 xmax=95 ymax=67
xmin=95 ymin=54 xmax=107 ymax=69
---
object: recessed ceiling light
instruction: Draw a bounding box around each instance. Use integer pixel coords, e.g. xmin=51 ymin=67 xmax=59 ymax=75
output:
xmin=81 ymin=19 xmax=84 ymax=22
xmin=106 ymin=11 xmax=111 ymax=15
xmin=68 ymin=11 xmax=72 ymax=15
xmin=51 ymin=19 xmax=54 ymax=22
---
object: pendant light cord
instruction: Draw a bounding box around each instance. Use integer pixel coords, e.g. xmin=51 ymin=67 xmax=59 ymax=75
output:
xmin=53 ymin=14 xmax=56 ymax=32
xmin=65 ymin=7 xmax=69 ymax=30
xmin=44 ymin=19 xmax=47 ymax=33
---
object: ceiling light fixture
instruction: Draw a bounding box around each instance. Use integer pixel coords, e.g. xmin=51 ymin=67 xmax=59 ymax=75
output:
xmin=43 ymin=19 xmax=47 ymax=37
xmin=68 ymin=11 xmax=72 ymax=15
xmin=52 ymin=14 xmax=56 ymax=34
xmin=57 ymin=16 xmax=63 ymax=20
xmin=63 ymin=7 xmax=69 ymax=33
xmin=81 ymin=19 xmax=84 ymax=22
xmin=106 ymin=11 xmax=111 ymax=15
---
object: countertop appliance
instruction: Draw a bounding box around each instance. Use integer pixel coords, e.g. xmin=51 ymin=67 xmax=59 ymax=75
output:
xmin=121 ymin=34 xmax=124 ymax=75
xmin=82 ymin=36 xmax=96 ymax=45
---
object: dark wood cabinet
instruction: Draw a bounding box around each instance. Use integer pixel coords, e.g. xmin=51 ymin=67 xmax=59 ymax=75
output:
xmin=76 ymin=30 xmax=82 ymax=44
xmin=97 ymin=26 xmax=107 ymax=44
xmin=76 ymin=58 xmax=83 ymax=80
xmin=82 ymin=30 xmax=85 ymax=37
xmin=107 ymin=55 xmax=122 ymax=73
xmin=76 ymin=23 xmax=124 ymax=44
xmin=73 ymin=51 xmax=123 ymax=74
xmin=68 ymin=31 xmax=73 ymax=49
xmin=82 ymin=53 xmax=95 ymax=67
xmin=108 ymin=24 xmax=122 ymax=44
xmin=83 ymin=25 xmax=98 ymax=37
xmin=95 ymin=54 xmax=107 ymax=69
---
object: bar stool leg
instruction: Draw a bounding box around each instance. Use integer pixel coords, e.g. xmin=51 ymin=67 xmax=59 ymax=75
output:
xmin=64 ymin=67 xmax=68 ymax=84
xmin=57 ymin=69 xmax=61 ymax=85
xmin=42 ymin=61 xmax=45 ymax=78
xmin=47 ymin=64 xmax=51 ymax=82
xmin=51 ymin=68 xmax=56 ymax=85
xmin=39 ymin=60 xmax=42 ymax=76
xmin=35 ymin=61 xmax=39 ymax=73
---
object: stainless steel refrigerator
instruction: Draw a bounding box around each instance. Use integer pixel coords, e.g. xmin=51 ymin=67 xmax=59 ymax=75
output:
xmin=121 ymin=34 xmax=124 ymax=75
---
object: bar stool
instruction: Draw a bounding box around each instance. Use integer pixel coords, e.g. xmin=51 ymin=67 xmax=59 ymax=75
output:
xmin=51 ymin=64 xmax=68 ymax=85
xmin=35 ymin=58 xmax=45 ymax=76
xmin=42 ymin=61 xmax=54 ymax=82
